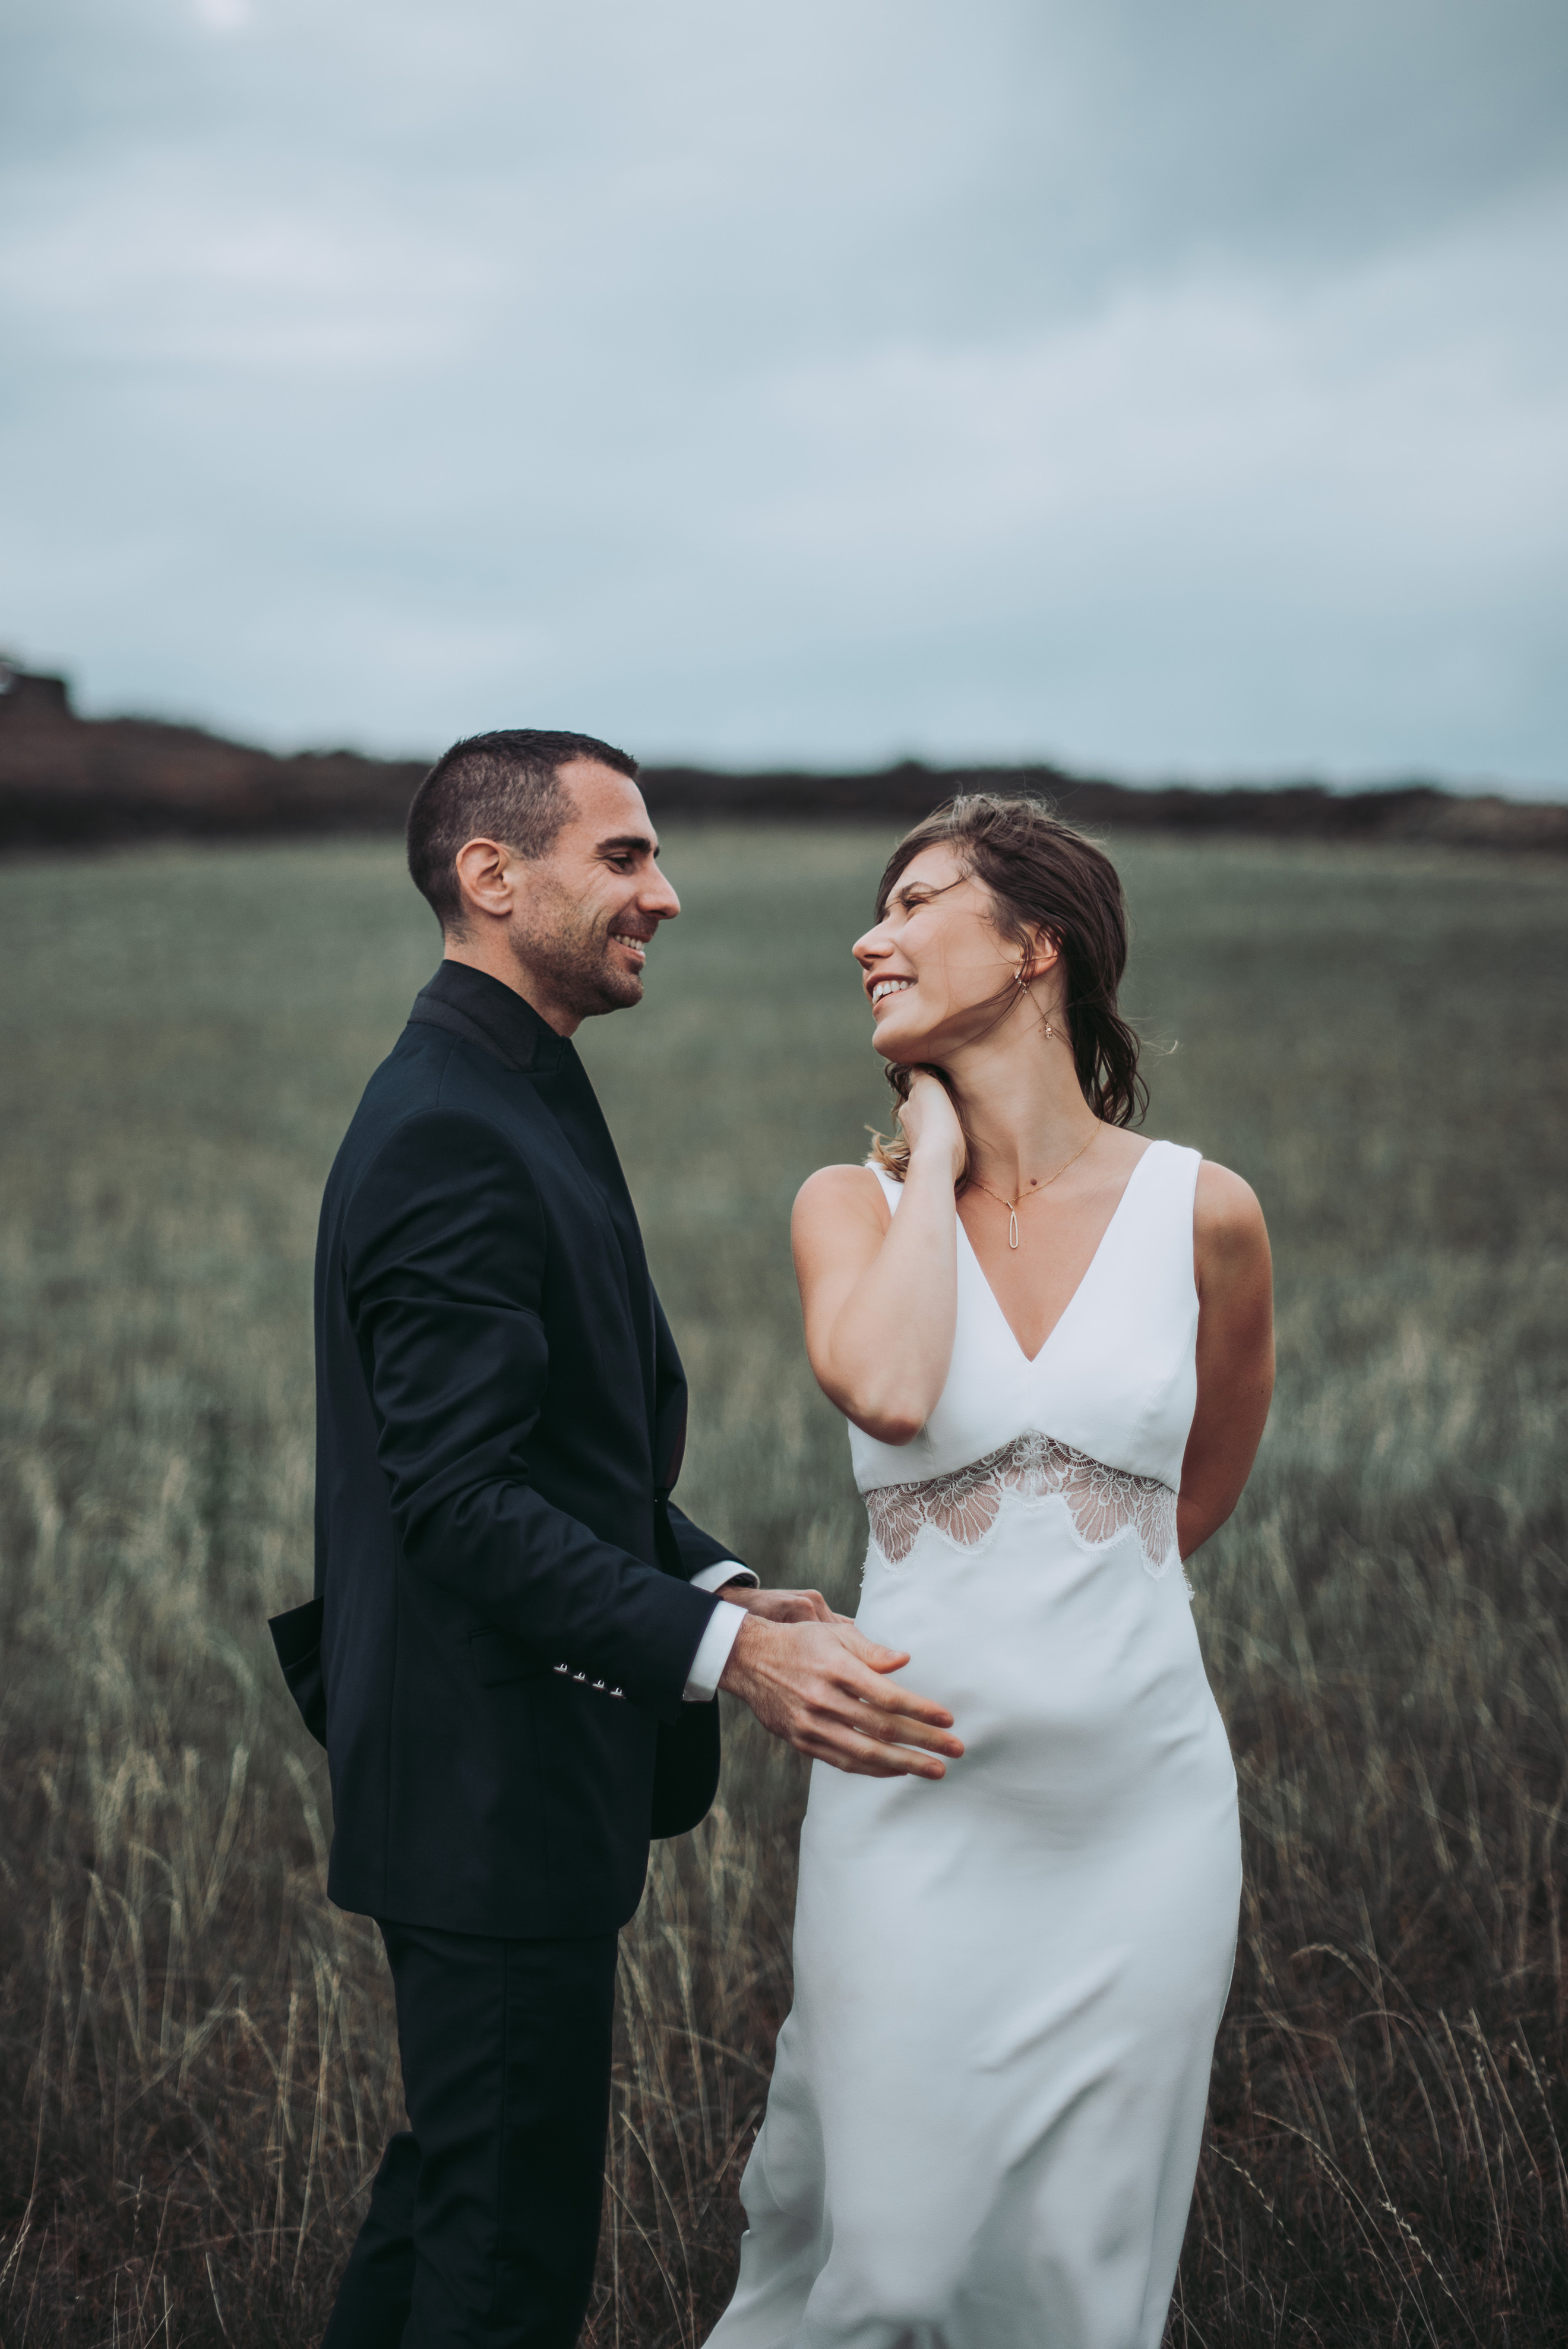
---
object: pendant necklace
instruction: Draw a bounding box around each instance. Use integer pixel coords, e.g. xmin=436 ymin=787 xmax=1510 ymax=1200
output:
xmin=968 ymin=1126 xmax=1101 ymax=1248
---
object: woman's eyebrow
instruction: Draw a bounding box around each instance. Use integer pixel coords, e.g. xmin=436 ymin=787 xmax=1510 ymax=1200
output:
xmin=891 ymin=876 xmax=962 ymax=913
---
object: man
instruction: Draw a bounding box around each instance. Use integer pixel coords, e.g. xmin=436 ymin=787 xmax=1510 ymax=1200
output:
xmin=269 ymin=729 xmax=960 ymax=2348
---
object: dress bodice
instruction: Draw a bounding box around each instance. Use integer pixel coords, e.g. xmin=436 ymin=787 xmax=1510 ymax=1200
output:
xmin=848 ymin=1141 xmax=1202 ymax=1565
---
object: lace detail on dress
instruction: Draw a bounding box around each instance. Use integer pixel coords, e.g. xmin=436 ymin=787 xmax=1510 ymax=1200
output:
xmin=865 ymin=1430 xmax=1179 ymax=1579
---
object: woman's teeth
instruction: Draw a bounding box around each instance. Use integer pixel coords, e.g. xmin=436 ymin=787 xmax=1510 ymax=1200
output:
xmin=870 ymin=978 xmax=913 ymax=1004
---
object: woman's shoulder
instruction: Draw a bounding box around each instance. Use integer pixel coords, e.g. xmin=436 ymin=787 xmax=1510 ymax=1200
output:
xmin=792 ymin=1161 xmax=893 ymax=1234
xmin=1192 ymin=1158 xmax=1269 ymax=1262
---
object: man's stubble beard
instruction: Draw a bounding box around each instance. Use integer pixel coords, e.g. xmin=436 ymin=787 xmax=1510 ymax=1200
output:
xmin=510 ymin=887 xmax=644 ymax=1022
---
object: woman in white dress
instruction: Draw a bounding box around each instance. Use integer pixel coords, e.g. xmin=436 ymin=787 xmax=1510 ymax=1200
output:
xmin=707 ymin=795 xmax=1275 ymax=2349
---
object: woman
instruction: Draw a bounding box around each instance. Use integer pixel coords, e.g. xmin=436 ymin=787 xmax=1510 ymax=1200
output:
xmin=707 ymin=795 xmax=1273 ymax=2349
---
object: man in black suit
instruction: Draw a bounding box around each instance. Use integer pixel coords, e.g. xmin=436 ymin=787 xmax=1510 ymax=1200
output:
xmin=271 ymin=730 xmax=959 ymax=2348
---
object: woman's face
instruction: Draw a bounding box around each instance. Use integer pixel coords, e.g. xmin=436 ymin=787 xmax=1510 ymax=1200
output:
xmin=853 ymin=843 xmax=1033 ymax=1065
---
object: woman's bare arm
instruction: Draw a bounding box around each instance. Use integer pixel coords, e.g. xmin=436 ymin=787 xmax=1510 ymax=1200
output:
xmin=791 ymin=1074 xmax=965 ymax=1444
xmin=1176 ymin=1162 xmax=1275 ymax=1561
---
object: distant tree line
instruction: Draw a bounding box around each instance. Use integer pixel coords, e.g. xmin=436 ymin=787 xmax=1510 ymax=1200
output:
xmin=2 ymin=659 xmax=1563 ymax=853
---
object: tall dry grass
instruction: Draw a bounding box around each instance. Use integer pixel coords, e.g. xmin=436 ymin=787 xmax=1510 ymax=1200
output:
xmin=1 ymin=830 xmax=1565 ymax=2345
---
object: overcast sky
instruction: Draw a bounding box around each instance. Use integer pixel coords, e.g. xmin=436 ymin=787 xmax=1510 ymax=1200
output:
xmin=3 ymin=1 xmax=1566 ymax=789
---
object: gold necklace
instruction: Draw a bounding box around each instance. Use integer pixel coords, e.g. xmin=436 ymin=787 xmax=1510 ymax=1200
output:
xmin=967 ymin=1127 xmax=1101 ymax=1249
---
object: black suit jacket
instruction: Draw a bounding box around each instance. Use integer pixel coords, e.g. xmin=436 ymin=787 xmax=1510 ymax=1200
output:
xmin=273 ymin=961 xmax=739 ymax=1938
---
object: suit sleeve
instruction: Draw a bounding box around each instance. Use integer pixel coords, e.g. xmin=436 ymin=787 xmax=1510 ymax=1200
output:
xmin=343 ymin=1108 xmax=719 ymax=1716
xmin=662 ymin=1503 xmax=747 ymax=1582
xmin=648 ymin=1288 xmax=750 ymax=1583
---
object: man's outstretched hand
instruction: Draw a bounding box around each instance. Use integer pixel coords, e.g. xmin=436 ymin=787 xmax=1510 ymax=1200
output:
xmin=719 ymin=1614 xmax=963 ymax=1781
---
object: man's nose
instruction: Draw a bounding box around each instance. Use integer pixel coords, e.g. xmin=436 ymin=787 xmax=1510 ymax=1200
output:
xmin=644 ymin=872 xmax=681 ymax=920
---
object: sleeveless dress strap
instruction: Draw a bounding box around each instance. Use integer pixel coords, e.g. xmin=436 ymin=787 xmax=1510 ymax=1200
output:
xmin=866 ymin=1162 xmax=903 ymax=1212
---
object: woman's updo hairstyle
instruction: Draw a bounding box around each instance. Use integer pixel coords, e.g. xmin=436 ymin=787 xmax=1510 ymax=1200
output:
xmin=870 ymin=793 xmax=1147 ymax=1182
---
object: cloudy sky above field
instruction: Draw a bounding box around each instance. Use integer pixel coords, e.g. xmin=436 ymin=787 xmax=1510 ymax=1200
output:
xmin=2 ymin=1 xmax=1566 ymax=788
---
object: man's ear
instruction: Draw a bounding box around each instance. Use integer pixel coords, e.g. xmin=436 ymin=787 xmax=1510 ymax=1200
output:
xmin=453 ymin=837 xmax=514 ymax=925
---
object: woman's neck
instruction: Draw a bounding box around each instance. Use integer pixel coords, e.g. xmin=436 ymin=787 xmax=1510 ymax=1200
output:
xmin=942 ymin=1012 xmax=1099 ymax=1199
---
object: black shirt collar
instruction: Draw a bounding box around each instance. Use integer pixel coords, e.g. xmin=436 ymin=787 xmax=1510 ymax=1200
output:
xmin=408 ymin=960 xmax=569 ymax=1074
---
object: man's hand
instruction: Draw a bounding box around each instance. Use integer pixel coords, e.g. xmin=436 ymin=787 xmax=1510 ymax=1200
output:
xmin=718 ymin=1583 xmax=855 ymax=1627
xmin=719 ymin=1615 xmax=963 ymax=1781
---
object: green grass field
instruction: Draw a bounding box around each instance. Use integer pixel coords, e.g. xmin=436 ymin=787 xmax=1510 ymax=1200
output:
xmin=1 ymin=827 xmax=1565 ymax=2345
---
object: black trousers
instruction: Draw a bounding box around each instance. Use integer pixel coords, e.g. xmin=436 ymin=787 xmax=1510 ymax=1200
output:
xmin=323 ymin=1922 xmax=621 ymax=2349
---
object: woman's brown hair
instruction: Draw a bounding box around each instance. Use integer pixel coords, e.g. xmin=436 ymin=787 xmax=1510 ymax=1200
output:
xmin=870 ymin=793 xmax=1147 ymax=1183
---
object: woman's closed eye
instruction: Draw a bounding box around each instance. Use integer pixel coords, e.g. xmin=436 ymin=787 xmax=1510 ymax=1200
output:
xmin=888 ymin=888 xmax=935 ymax=922
xmin=889 ymin=877 xmax=962 ymax=921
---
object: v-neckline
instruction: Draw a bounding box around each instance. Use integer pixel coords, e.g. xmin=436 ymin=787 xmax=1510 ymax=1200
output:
xmin=956 ymin=1141 xmax=1159 ymax=1368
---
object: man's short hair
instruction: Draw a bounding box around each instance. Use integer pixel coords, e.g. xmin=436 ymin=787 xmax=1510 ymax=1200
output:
xmin=405 ymin=728 xmax=639 ymax=930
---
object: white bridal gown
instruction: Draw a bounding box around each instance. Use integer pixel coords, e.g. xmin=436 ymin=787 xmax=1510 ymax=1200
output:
xmin=707 ymin=1140 xmax=1241 ymax=2349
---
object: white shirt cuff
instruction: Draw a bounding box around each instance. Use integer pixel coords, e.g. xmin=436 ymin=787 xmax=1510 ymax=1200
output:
xmin=689 ymin=1561 xmax=758 ymax=1595
xmin=682 ymin=1572 xmax=755 ymax=1703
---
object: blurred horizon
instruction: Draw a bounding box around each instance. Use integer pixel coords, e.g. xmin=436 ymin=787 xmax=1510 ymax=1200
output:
xmin=6 ymin=647 xmax=1564 ymax=807
xmin=3 ymin=1 xmax=1566 ymax=795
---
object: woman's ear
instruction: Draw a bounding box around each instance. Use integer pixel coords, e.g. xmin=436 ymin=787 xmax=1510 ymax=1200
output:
xmin=1018 ymin=927 xmax=1060 ymax=984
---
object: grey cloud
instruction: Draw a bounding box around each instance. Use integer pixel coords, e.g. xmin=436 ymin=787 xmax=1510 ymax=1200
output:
xmin=1 ymin=0 xmax=1564 ymax=785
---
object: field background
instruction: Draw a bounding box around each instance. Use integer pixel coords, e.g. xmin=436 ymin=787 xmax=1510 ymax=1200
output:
xmin=1 ymin=827 xmax=1566 ymax=2346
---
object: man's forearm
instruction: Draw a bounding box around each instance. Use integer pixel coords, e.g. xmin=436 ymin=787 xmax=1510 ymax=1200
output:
xmin=400 ymin=1478 xmax=721 ymax=1715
